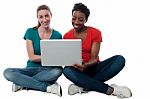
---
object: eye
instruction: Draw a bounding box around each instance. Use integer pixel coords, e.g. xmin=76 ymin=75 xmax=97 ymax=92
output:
xmin=79 ymin=19 xmax=84 ymax=22
xmin=45 ymin=14 xmax=49 ymax=18
xmin=72 ymin=17 xmax=76 ymax=21
xmin=78 ymin=18 xmax=84 ymax=22
xmin=38 ymin=15 xmax=43 ymax=19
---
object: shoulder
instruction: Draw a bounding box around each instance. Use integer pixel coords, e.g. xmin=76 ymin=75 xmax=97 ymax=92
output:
xmin=51 ymin=29 xmax=62 ymax=39
xmin=24 ymin=28 xmax=37 ymax=40
xmin=87 ymin=26 xmax=102 ymax=36
xmin=53 ymin=29 xmax=61 ymax=35
xmin=26 ymin=27 xmax=36 ymax=31
xmin=63 ymin=29 xmax=74 ymax=38
xmin=87 ymin=26 xmax=101 ymax=33
xmin=87 ymin=26 xmax=102 ymax=42
xmin=25 ymin=28 xmax=37 ymax=34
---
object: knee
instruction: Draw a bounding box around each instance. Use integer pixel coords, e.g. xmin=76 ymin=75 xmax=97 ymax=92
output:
xmin=117 ymin=55 xmax=125 ymax=64
xmin=115 ymin=55 xmax=126 ymax=68
xmin=52 ymin=66 xmax=63 ymax=77
xmin=63 ymin=67 xmax=82 ymax=84
xmin=63 ymin=66 xmax=72 ymax=77
xmin=63 ymin=67 xmax=77 ymax=80
xmin=3 ymin=68 xmax=15 ymax=81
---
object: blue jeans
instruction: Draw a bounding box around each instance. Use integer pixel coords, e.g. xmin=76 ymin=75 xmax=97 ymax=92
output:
xmin=63 ymin=55 xmax=125 ymax=94
xmin=3 ymin=66 xmax=63 ymax=92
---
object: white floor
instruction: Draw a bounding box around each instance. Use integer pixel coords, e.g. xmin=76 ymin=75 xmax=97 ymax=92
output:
xmin=0 ymin=63 xmax=148 ymax=99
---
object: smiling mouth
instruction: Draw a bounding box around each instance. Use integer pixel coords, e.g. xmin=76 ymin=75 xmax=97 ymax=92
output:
xmin=73 ymin=24 xmax=81 ymax=28
xmin=74 ymin=25 xmax=79 ymax=28
xmin=43 ymin=22 xmax=49 ymax=25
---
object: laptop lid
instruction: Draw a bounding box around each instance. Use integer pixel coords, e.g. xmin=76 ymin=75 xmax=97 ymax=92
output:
xmin=40 ymin=39 xmax=82 ymax=66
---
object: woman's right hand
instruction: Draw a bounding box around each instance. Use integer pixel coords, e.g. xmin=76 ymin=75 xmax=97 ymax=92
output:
xmin=72 ymin=63 xmax=86 ymax=71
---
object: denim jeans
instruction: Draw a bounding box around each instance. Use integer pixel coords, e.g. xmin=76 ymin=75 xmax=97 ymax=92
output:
xmin=63 ymin=55 xmax=125 ymax=94
xmin=3 ymin=66 xmax=63 ymax=92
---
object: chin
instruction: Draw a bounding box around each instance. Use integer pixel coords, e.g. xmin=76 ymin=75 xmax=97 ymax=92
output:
xmin=42 ymin=26 xmax=49 ymax=28
xmin=74 ymin=27 xmax=81 ymax=31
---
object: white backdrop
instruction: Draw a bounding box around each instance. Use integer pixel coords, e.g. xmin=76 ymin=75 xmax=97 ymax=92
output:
xmin=0 ymin=0 xmax=149 ymax=99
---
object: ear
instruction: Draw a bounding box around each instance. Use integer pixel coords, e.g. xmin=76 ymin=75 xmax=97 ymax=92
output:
xmin=84 ymin=20 xmax=87 ymax=23
xmin=50 ymin=12 xmax=52 ymax=17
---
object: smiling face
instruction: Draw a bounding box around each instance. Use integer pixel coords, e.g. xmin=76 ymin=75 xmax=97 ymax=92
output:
xmin=37 ymin=9 xmax=52 ymax=28
xmin=72 ymin=11 xmax=86 ymax=32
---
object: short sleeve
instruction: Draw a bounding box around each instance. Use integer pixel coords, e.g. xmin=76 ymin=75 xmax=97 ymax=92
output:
xmin=92 ymin=29 xmax=102 ymax=42
xmin=23 ymin=28 xmax=33 ymax=40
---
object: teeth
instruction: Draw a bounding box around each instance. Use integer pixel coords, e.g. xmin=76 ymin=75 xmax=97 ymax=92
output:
xmin=43 ymin=23 xmax=48 ymax=25
xmin=74 ymin=25 xmax=78 ymax=28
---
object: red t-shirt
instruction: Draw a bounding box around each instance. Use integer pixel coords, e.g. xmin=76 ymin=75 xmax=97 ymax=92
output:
xmin=63 ymin=26 xmax=102 ymax=62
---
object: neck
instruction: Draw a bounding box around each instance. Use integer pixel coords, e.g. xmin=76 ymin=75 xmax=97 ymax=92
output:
xmin=39 ymin=26 xmax=51 ymax=34
xmin=75 ymin=26 xmax=87 ymax=33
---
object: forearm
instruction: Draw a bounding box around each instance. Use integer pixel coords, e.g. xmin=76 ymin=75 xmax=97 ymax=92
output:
xmin=83 ymin=42 xmax=100 ymax=68
xmin=73 ymin=59 xmax=98 ymax=71
xmin=29 ymin=55 xmax=41 ymax=62
xmin=83 ymin=59 xmax=98 ymax=68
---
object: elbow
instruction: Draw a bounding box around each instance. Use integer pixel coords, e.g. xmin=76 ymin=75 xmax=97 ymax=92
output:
xmin=28 ymin=55 xmax=35 ymax=62
xmin=28 ymin=55 xmax=41 ymax=62
xmin=29 ymin=57 xmax=35 ymax=62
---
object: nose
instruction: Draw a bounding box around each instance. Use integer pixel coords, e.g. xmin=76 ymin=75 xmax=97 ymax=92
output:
xmin=43 ymin=17 xmax=47 ymax=22
xmin=74 ymin=19 xmax=80 ymax=24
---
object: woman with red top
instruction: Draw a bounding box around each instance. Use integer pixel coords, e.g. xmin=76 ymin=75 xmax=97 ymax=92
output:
xmin=63 ymin=2 xmax=132 ymax=98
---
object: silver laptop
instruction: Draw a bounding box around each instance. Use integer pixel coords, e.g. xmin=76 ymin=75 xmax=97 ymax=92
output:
xmin=40 ymin=39 xmax=82 ymax=66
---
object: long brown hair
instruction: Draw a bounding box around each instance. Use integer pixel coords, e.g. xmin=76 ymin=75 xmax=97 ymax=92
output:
xmin=33 ymin=5 xmax=52 ymax=29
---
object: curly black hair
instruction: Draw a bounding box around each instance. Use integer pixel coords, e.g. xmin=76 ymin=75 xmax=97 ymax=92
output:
xmin=72 ymin=2 xmax=90 ymax=21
